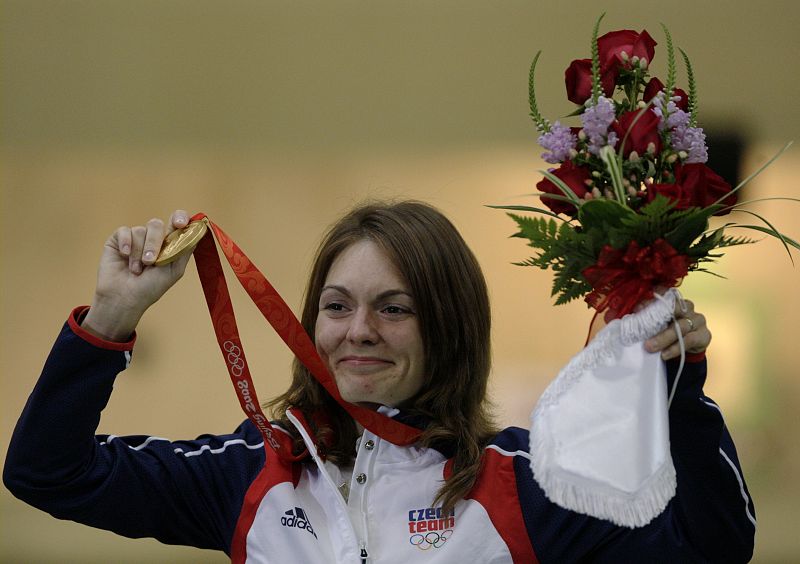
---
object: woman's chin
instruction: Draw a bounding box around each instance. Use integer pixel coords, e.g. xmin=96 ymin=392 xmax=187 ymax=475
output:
xmin=338 ymin=384 xmax=383 ymax=407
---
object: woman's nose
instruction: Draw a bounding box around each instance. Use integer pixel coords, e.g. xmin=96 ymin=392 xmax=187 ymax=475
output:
xmin=346 ymin=309 xmax=380 ymax=345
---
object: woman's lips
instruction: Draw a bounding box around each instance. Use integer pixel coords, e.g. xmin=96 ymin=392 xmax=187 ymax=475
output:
xmin=338 ymin=356 xmax=392 ymax=366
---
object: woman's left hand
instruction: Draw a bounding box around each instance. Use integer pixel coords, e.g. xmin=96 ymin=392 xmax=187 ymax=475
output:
xmin=644 ymin=298 xmax=711 ymax=360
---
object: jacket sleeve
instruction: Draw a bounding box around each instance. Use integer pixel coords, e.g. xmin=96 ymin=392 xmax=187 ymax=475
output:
xmin=513 ymin=357 xmax=756 ymax=563
xmin=3 ymin=308 xmax=266 ymax=554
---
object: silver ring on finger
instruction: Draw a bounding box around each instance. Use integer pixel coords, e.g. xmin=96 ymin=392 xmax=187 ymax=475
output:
xmin=685 ymin=317 xmax=695 ymax=332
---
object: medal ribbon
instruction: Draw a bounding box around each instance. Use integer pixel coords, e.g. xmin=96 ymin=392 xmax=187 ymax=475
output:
xmin=189 ymin=213 xmax=423 ymax=461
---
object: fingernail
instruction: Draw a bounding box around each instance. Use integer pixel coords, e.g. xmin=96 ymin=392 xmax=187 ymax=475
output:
xmin=143 ymin=251 xmax=154 ymax=262
xmin=132 ymin=260 xmax=143 ymax=274
xmin=121 ymin=244 xmax=130 ymax=254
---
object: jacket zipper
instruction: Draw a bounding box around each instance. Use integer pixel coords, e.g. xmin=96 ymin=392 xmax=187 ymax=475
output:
xmin=287 ymin=411 xmax=369 ymax=564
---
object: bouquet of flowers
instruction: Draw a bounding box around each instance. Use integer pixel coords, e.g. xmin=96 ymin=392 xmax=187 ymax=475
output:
xmin=495 ymin=15 xmax=796 ymax=528
xmin=496 ymin=14 xmax=796 ymax=320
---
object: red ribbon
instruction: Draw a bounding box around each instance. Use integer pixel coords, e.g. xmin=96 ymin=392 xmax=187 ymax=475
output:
xmin=189 ymin=213 xmax=423 ymax=462
xmin=582 ymin=238 xmax=691 ymax=320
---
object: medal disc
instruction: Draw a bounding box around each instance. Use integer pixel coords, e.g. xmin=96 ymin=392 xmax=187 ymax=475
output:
xmin=155 ymin=218 xmax=210 ymax=266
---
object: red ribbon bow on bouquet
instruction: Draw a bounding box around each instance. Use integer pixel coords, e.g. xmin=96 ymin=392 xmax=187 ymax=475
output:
xmin=582 ymin=238 xmax=691 ymax=319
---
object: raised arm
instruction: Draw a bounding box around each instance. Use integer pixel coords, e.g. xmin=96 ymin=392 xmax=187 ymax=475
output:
xmin=3 ymin=212 xmax=265 ymax=553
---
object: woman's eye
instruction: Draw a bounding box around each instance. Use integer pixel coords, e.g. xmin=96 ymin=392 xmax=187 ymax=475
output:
xmin=323 ymin=302 xmax=346 ymax=312
xmin=383 ymin=305 xmax=411 ymax=315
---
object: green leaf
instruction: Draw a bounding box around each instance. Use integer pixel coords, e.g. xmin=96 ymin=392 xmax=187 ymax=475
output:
xmin=562 ymin=106 xmax=586 ymax=118
xmin=714 ymin=141 xmax=794 ymax=205
xmin=660 ymin=23 xmax=676 ymax=99
xmin=691 ymin=268 xmax=728 ymax=279
xmin=529 ymin=192 xmax=580 ymax=204
xmin=732 ymin=210 xmax=799 ymax=264
xmin=486 ymin=204 xmax=567 ymax=222
xmin=578 ymin=199 xmax=634 ymax=230
xmin=590 ymin=13 xmax=606 ymax=104
xmin=538 ymin=169 xmax=583 ymax=207
xmin=664 ymin=206 xmax=717 ymax=250
xmin=679 ymin=47 xmax=698 ymax=126
xmin=638 ymin=193 xmax=678 ymax=216
xmin=619 ymin=195 xmax=714 ymax=247
xmin=503 ymin=209 xmax=597 ymax=306
xmin=528 ymin=51 xmax=550 ymax=132
xmin=605 ymin=228 xmax=631 ymax=249
xmin=686 ymin=227 xmax=756 ymax=259
xmin=507 ymin=213 xmax=549 ymax=239
xmin=599 ymin=145 xmax=626 ymax=202
xmin=716 ymin=235 xmax=758 ymax=248
xmin=724 ymin=196 xmax=800 ymax=211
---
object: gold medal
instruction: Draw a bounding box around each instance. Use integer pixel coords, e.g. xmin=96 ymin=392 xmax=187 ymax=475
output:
xmin=155 ymin=217 xmax=210 ymax=266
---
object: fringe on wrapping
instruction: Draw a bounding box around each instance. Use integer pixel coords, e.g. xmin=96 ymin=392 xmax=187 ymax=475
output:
xmin=529 ymin=290 xmax=678 ymax=528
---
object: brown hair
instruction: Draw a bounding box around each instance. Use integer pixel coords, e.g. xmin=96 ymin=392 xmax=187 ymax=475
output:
xmin=267 ymin=200 xmax=496 ymax=512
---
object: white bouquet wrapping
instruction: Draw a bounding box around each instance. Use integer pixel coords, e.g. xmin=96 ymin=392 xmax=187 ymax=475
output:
xmin=529 ymin=290 xmax=680 ymax=528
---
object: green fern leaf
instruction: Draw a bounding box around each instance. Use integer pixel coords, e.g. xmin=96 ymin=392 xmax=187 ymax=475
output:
xmin=528 ymin=52 xmax=550 ymax=132
xmin=660 ymin=23 xmax=676 ymax=98
xmin=679 ymin=48 xmax=698 ymax=126
xmin=590 ymin=13 xmax=606 ymax=104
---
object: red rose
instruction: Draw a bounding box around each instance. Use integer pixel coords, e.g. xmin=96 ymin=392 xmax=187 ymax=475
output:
xmin=597 ymin=29 xmax=657 ymax=69
xmin=536 ymin=160 xmax=591 ymax=215
xmin=643 ymin=77 xmax=689 ymax=112
xmin=646 ymin=182 xmax=692 ymax=210
xmin=672 ymin=89 xmax=690 ymax=112
xmin=564 ymin=58 xmax=617 ymax=105
xmin=675 ymin=163 xmax=737 ymax=214
xmin=612 ymin=109 xmax=662 ymax=157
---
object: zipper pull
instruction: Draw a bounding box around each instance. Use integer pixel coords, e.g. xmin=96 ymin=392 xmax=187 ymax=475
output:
xmin=360 ymin=542 xmax=369 ymax=563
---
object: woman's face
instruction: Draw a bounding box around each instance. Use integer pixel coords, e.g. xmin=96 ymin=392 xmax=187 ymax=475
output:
xmin=315 ymin=239 xmax=426 ymax=408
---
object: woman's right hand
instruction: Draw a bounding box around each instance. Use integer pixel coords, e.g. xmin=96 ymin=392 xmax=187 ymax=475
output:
xmin=81 ymin=210 xmax=197 ymax=341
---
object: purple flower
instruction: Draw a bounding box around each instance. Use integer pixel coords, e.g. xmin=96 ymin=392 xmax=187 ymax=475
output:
xmin=672 ymin=125 xmax=708 ymax=163
xmin=651 ymin=90 xmax=708 ymax=163
xmin=538 ymin=121 xmax=578 ymax=163
xmin=652 ymin=91 xmax=690 ymax=132
xmin=580 ymin=96 xmax=618 ymax=155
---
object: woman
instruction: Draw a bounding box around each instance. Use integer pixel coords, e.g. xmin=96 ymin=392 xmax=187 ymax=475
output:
xmin=4 ymin=202 xmax=755 ymax=562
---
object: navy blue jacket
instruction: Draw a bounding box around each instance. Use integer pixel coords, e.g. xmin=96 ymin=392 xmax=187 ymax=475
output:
xmin=4 ymin=312 xmax=756 ymax=562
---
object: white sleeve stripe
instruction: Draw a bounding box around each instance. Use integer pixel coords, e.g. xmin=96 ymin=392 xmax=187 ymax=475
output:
xmin=485 ymin=444 xmax=533 ymax=462
xmin=130 ymin=436 xmax=171 ymax=450
xmin=99 ymin=435 xmax=171 ymax=450
xmin=124 ymin=351 xmax=132 ymax=369
xmin=98 ymin=434 xmax=116 ymax=446
xmin=718 ymin=448 xmax=757 ymax=528
xmin=101 ymin=435 xmax=264 ymax=457
xmin=701 ymin=398 xmax=756 ymax=528
xmin=701 ymin=398 xmax=721 ymax=413
xmin=174 ymin=438 xmax=265 ymax=458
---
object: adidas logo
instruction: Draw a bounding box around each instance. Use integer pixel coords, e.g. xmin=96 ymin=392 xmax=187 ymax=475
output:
xmin=280 ymin=507 xmax=318 ymax=539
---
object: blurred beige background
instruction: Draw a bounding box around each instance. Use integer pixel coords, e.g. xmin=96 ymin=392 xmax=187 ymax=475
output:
xmin=2 ymin=1 xmax=798 ymax=562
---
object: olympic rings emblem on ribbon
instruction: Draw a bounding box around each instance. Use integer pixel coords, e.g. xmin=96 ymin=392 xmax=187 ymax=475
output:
xmin=223 ymin=340 xmax=245 ymax=377
xmin=409 ymin=529 xmax=453 ymax=550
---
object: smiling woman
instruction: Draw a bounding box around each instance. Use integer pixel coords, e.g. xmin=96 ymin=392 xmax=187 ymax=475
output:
xmin=315 ymin=240 xmax=427 ymax=408
xmin=4 ymin=201 xmax=755 ymax=563
xmin=267 ymin=201 xmax=495 ymax=516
